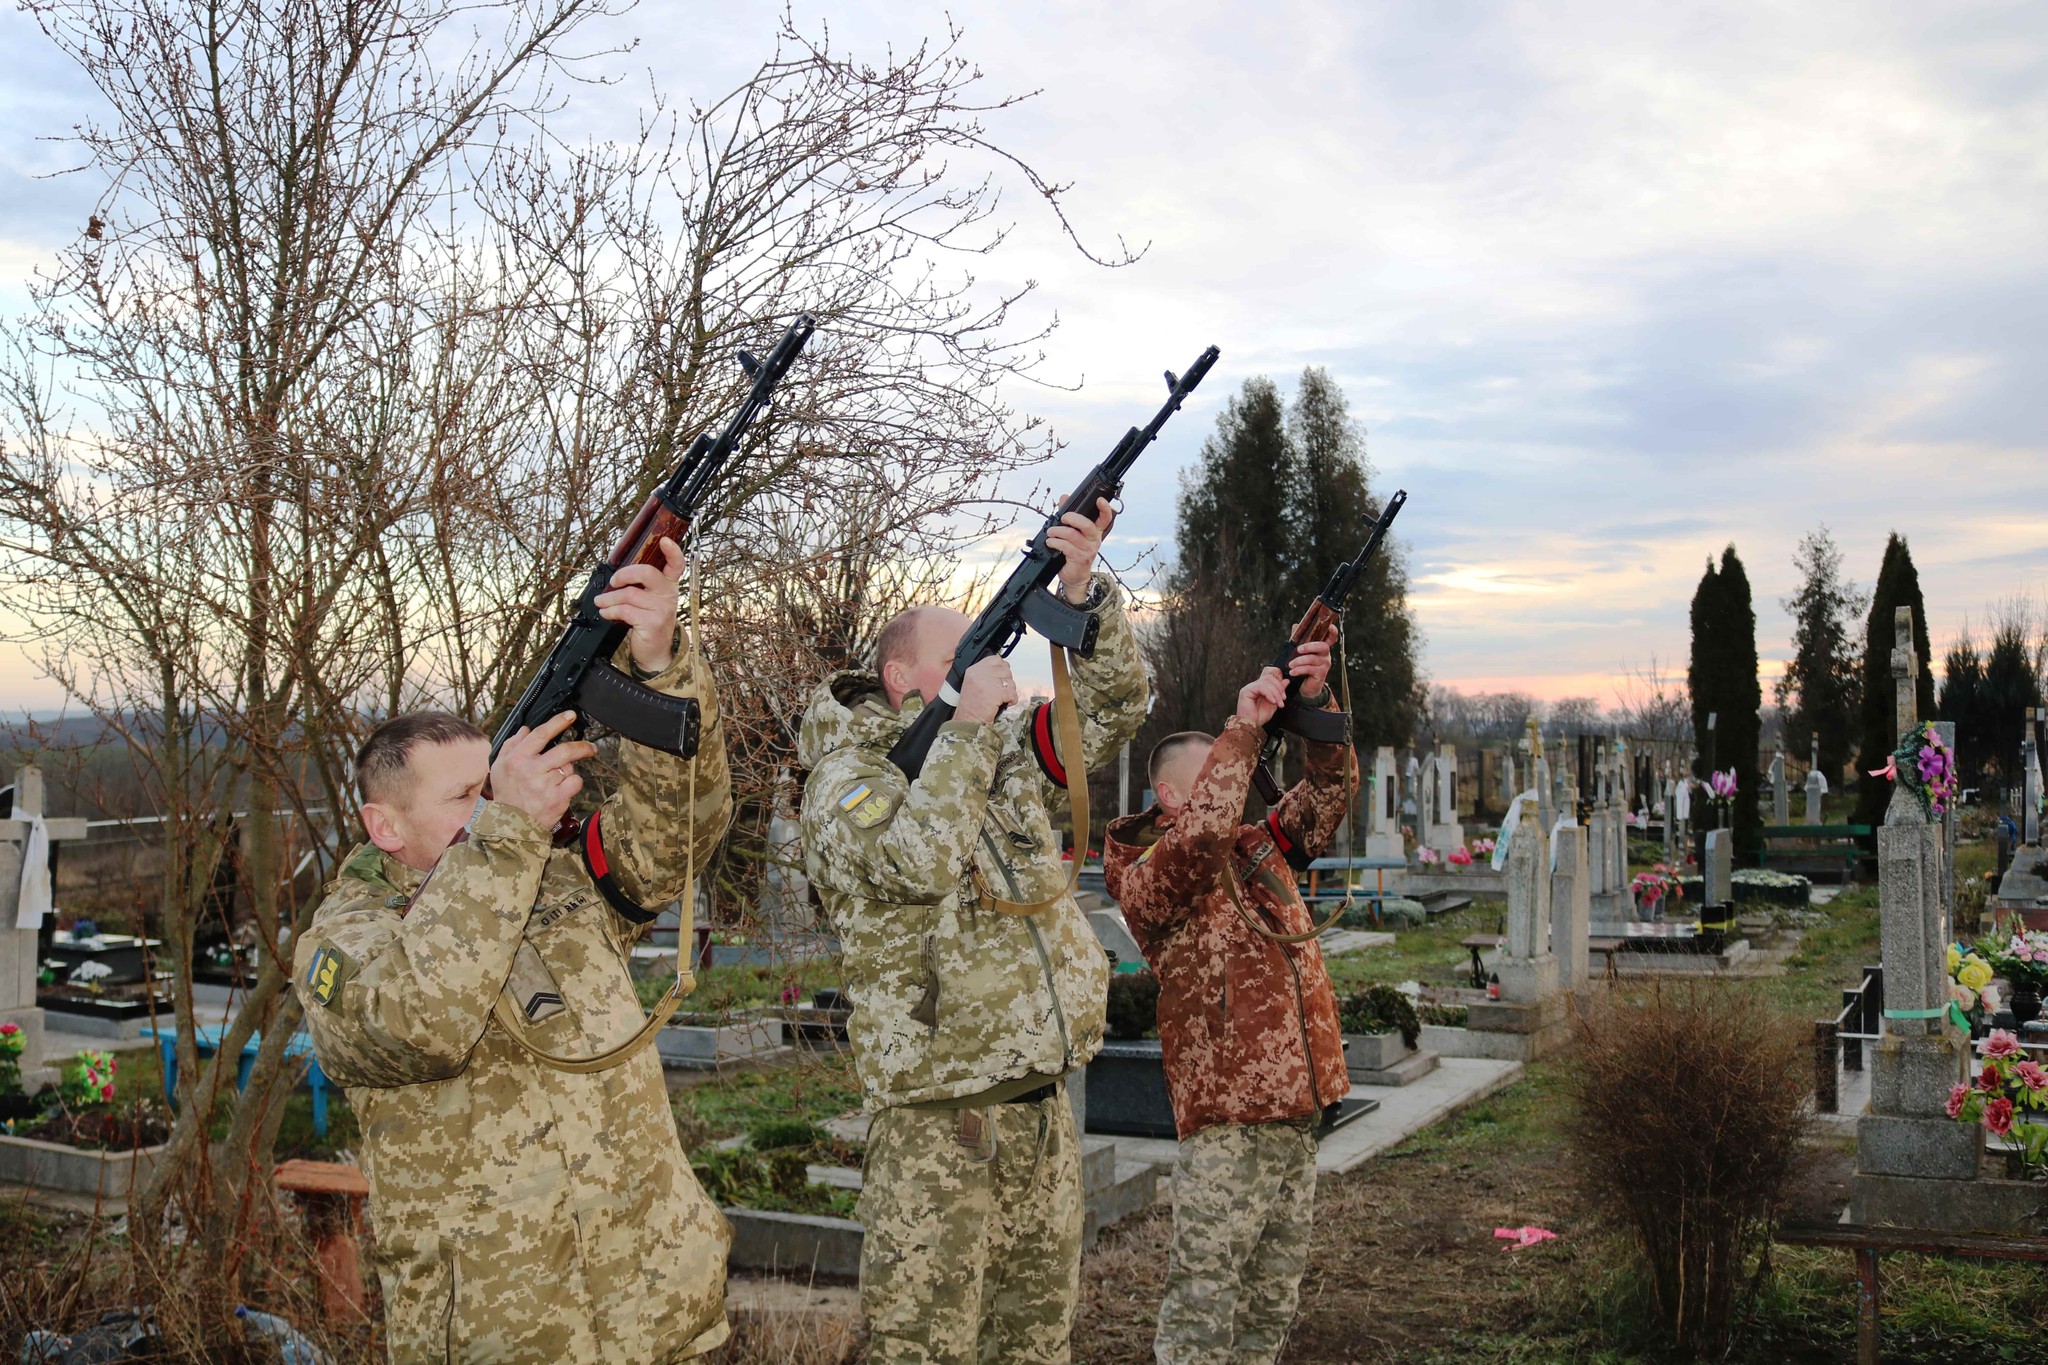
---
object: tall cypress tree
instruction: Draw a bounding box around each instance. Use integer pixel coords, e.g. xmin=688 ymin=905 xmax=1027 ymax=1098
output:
xmin=1937 ymin=628 xmax=1988 ymax=790
xmin=1853 ymin=533 xmax=1937 ymax=828
xmin=1776 ymin=526 xmax=1866 ymax=781
xmin=1286 ymin=367 xmax=1422 ymax=747
xmin=1174 ymin=376 xmax=1296 ymax=630
xmin=1688 ymin=554 xmax=1722 ymax=788
xmin=1982 ymin=612 xmax=2046 ymax=786
xmin=1716 ymin=547 xmax=1765 ymax=860
xmin=1688 ymin=547 xmax=1763 ymax=860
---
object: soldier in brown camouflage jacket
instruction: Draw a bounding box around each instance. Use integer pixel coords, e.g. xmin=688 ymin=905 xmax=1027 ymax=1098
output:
xmin=293 ymin=538 xmax=734 ymax=1365
xmin=1101 ymin=638 xmax=1355 ymax=1365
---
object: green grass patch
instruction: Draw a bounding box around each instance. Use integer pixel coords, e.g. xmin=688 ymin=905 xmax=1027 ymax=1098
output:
xmin=675 ymin=1052 xmax=863 ymax=1145
xmin=633 ymin=958 xmax=844 ymax=1017
xmin=1324 ymin=904 xmax=1500 ymax=996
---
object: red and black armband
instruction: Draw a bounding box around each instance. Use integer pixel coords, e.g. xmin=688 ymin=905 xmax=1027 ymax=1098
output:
xmin=581 ymin=809 xmax=661 ymax=925
xmin=1265 ymin=811 xmax=1314 ymax=872
xmin=1029 ymin=701 xmax=1069 ymax=786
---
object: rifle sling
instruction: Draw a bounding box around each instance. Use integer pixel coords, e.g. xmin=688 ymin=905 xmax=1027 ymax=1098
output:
xmin=975 ymin=642 xmax=1088 ymax=917
xmin=494 ymin=554 xmax=706 ymax=1074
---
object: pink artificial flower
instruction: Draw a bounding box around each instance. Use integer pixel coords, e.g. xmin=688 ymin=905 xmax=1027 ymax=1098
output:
xmin=1946 ymin=1082 xmax=1971 ymax=1118
xmin=1985 ymin=1097 xmax=2016 ymax=1138
xmin=2016 ymin=1061 xmax=2048 ymax=1093
xmin=0 ymin=1023 xmax=18 ymax=1035
xmin=1868 ymin=755 xmax=1898 ymax=781
xmin=99 ymin=1084 xmax=113 ymax=1102
xmin=1984 ymin=1030 xmax=2022 ymax=1059
xmin=1917 ymin=746 xmax=1950 ymax=784
xmin=1448 ymin=847 xmax=1473 ymax=867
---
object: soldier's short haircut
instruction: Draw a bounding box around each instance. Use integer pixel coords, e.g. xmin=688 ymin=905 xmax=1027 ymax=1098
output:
xmin=873 ymin=608 xmax=935 ymax=677
xmin=1148 ymin=731 xmax=1215 ymax=789
xmin=354 ymin=711 xmax=488 ymax=805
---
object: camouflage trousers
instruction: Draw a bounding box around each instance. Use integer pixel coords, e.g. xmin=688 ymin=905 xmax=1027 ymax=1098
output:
xmin=1155 ymin=1118 xmax=1318 ymax=1365
xmin=858 ymin=1086 xmax=1084 ymax=1364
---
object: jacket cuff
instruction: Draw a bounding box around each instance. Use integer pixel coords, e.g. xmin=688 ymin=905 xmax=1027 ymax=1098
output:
xmin=472 ymin=798 xmax=550 ymax=848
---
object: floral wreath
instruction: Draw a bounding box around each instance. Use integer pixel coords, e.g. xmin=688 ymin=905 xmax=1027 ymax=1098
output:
xmin=1869 ymin=721 xmax=1958 ymax=817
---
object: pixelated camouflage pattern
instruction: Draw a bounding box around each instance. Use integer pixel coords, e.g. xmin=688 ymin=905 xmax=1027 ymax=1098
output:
xmin=293 ymin=645 xmax=734 ymax=1365
xmin=1155 ymin=1119 xmax=1319 ymax=1365
xmin=1101 ymin=714 xmax=1353 ymax=1139
xmin=796 ymin=572 xmax=1147 ymax=1110
xmin=858 ymin=1090 xmax=1084 ymax=1364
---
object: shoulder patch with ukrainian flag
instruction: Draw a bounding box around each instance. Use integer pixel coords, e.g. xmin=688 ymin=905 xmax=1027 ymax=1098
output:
xmin=304 ymin=945 xmax=355 ymax=1009
xmin=836 ymin=782 xmax=894 ymax=830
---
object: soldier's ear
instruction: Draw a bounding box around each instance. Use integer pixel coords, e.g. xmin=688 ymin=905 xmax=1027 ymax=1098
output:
xmin=362 ymin=801 xmax=407 ymax=855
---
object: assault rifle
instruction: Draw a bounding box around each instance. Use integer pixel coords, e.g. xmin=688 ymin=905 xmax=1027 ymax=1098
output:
xmin=1251 ymin=488 xmax=1407 ymax=804
xmin=886 ymin=344 xmax=1221 ymax=780
xmin=493 ymin=314 xmax=815 ymax=769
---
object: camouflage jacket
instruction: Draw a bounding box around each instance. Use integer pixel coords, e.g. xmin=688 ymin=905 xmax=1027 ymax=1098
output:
xmin=1101 ymin=714 xmax=1354 ymax=1139
xmin=293 ymin=647 xmax=733 ymax=1365
xmin=797 ymin=573 xmax=1147 ymax=1110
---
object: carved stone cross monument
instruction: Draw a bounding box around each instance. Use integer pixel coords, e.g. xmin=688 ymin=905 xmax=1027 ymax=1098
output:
xmin=1805 ymin=735 xmax=1828 ymax=825
xmin=1 ymin=767 xmax=91 ymax=1084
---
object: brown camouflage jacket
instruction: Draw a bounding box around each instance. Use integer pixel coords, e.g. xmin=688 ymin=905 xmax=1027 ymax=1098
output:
xmin=1101 ymin=714 xmax=1354 ymax=1139
xmin=796 ymin=572 xmax=1148 ymax=1109
xmin=293 ymin=647 xmax=732 ymax=1365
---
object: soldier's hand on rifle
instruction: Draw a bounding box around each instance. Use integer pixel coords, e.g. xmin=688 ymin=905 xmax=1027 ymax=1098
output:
xmin=594 ymin=535 xmax=685 ymax=675
xmin=491 ymin=710 xmax=598 ymax=830
xmin=1046 ymin=497 xmax=1115 ymax=601
xmin=1236 ymin=668 xmax=1291 ymax=728
xmin=956 ymin=656 xmax=1019 ymax=726
xmin=1289 ymin=637 xmax=1334 ymax=699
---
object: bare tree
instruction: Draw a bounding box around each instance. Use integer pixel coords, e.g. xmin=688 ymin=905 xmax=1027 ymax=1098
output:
xmin=0 ymin=0 xmax=1126 ymax=1324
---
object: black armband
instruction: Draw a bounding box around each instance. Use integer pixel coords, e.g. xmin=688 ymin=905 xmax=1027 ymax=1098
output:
xmin=582 ymin=809 xmax=662 ymax=925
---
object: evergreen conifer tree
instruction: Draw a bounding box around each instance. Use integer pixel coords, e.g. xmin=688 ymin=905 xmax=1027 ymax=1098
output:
xmin=1937 ymin=628 xmax=1988 ymax=789
xmin=1853 ymin=534 xmax=1937 ymax=828
xmin=1688 ymin=547 xmax=1763 ymax=860
xmin=1982 ymin=612 xmax=2046 ymax=786
xmin=1173 ymin=376 xmax=1296 ymax=629
xmin=1285 ymin=367 xmax=1422 ymax=747
xmin=1776 ymin=526 xmax=1866 ymax=782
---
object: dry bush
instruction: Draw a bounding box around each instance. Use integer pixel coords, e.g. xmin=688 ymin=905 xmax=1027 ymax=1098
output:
xmin=1562 ymin=981 xmax=1812 ymax=1357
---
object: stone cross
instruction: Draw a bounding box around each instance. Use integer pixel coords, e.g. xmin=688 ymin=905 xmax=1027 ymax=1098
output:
xmin=1770 ymin=750 xmax=1789 ymax=827
xmin=1892 ymin=605 xmax=1919 ymax=740
xmin=1805 ymin=735 xmax=1828 ymax=824
xmin=1526 ymin=718 xmax=1554 ymax=832
xmin=1851 ymin=608 xmax=1979 ymax=1215
xmin=1416 ymin=759 xmax=1439 ymax=851
xmin=1 ymin=767 xmax=92 ymax=1084
xmin=1660 ymin=763 xmax=1676 ymax=865
xmin=1549 ymin=823 xmax=1592 ymax=995
xmin=1496 ymin=802 xmax=1558 ymax=1004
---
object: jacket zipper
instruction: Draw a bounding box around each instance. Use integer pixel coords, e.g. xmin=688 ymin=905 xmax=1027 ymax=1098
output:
xmin=980 ymin=829 xmax=1074 ymax=1071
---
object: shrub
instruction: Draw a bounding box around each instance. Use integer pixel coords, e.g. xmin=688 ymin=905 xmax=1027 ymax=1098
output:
xmin=1417 ymin=1002 xmax=1467 ymax=1028
xmin=1562 ymin=980 xmax=1811 ymax=1356
xmin=1338 ymin=986 xmax=1421 ymax=1049
xmin=1104 ymin=971 xmax=1160 ymax=1040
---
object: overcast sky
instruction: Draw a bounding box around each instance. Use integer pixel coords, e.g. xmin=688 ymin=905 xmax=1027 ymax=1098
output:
xmin=2 ymin=0 xmax=2044 ymax=716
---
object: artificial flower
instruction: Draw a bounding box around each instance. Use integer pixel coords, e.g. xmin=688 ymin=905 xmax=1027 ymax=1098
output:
xmin=2015 ymin=1061 xmax=2048 ymax=1093
xmin=1946 ymin=1082 xmax=1970 ymax=1119
xmin=1985 ymin=1097 xmax=2016 ymax=1137
xmin=1983 ymin=1030 xmax=2022 ymax=1059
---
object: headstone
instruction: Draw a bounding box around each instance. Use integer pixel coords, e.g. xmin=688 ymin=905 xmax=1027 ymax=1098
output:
xmin=1526 ymin=718 xmax=1554 ymax=833
xmin=0 ymin=767 xmax=90 ymax=1086
xmin=758 ymin=769 xmax=814 ymax=931
xmin=1550 ymin=744 xmax=1575 ymax=828
xmin=1702 ymin=827 xmax=1733 ymax=909
xmin=1365 ymin=746 xmax=1403 ymax=859
xmin=1499 ymin=743 xmax=1517 ymax=811
xmin=1805 ymin=735 xmax=1828 ymax=825
xmin=2023 ymin=707 xmax=2042 ymax=846
xmin=1616 ymin=737 xmax=1633 ymax=809
xmin=1416 ymin=759 xmax=1439 ymax=851
xmin=1402 ymin=754 xmax=1420 ymax=832
xmin=1494 ymin=803 xmax=1558 ymax=1004
xmin=1852 ymin=607 xmax=1979 ymax=1224
xmin=1549 ymin=824 xmax=1592 ymax=995
xmin=1660 ymin=763 xmax=1676 ymax=865
xmin=1770 ymin=750 xmax=1789 ymax=827
xmin=1429 ymin=745 xmax=1464 ymax=853
xmin=1088 ymin=908 xmax=1145 ymax=969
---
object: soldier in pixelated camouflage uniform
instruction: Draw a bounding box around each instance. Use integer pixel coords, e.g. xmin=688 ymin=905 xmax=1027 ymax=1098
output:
xmin=796 ymin=499 xmax=1146 ymax=1364
xmin=1101 ymin=638 xmax=1356 ymax=1365
xmin=293 ymin=539 xmax=734 ymax=1365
